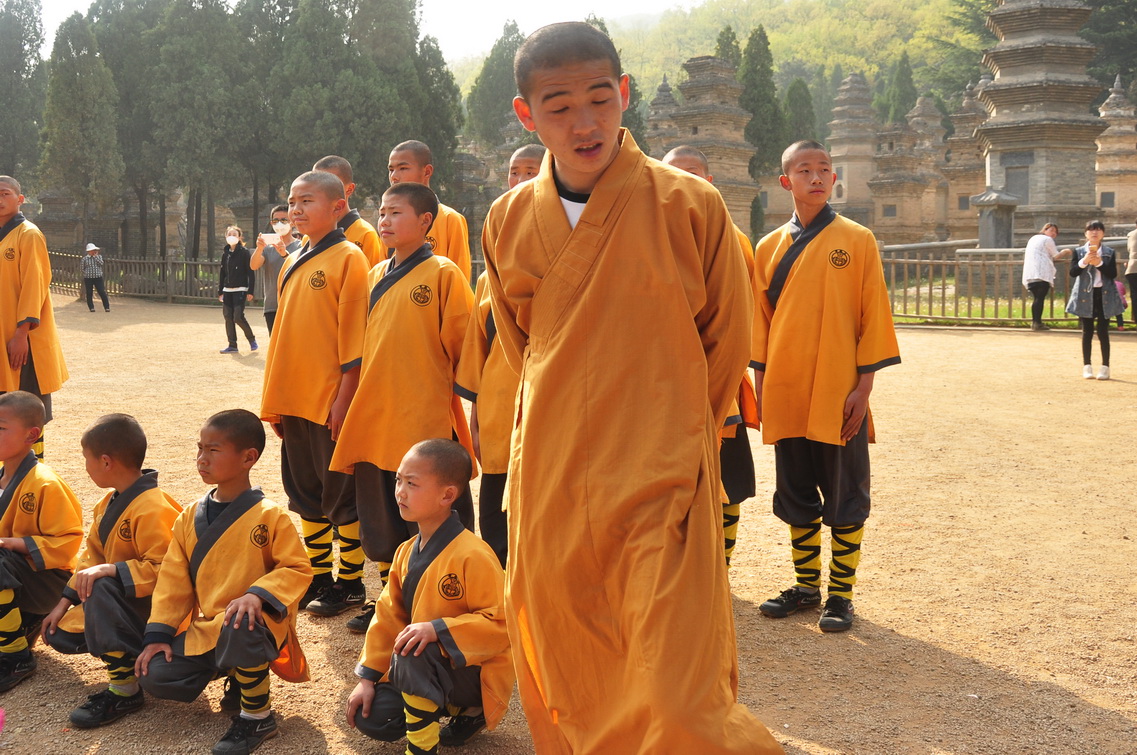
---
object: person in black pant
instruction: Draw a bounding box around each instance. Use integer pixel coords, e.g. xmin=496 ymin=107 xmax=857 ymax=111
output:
xmin=1067 ymin=220 xmax=1124 ymax=380
xmin=81 ymin=243 xmax=110 ymax=312
xmin=218 ymin=226 xmax=257 ymax=354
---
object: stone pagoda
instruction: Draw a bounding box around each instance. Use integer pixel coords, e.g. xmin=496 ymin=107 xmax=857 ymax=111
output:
xmin=975 ymin=0 xmax=1106 ymax=244
xmin=942 ymin=83 xmax=988 ymax=238
xmin=827 ymin=73 xmax=876 ymax=227
xmin=644 ymin=75 xmax=679 ymax=154
xmin=647 ymin=56 xmax=757 ymax=236
xmin=1095 ymin=75 xmax=1137 ymax=233
xmin=866 ymin=122 xmax=928 ymax=243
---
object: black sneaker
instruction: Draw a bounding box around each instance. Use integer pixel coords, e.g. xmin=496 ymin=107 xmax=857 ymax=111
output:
xmin=212 ymin=712 xmax=279 ymax=754
xmin=345 ymin=602 xmax=376 ymax=634
xmin=298 ymin=574 xmax=334 ymax=611
xmin=305 ymin=579 xmax=366 ymax=617
xmin=758 ymin=586 xmax=822 ymax=618
xmin=220 ymin=675 xmax=241 ymax=712
xmin=818 ymin=595 xmax=855 ymax=632
xmin=0 ymin=649 xmax=36 ymax=693
xmin=439 ymin=710 xmax=487 ymax=746
xmin=69 ymin=688 xmax=145 ymax=728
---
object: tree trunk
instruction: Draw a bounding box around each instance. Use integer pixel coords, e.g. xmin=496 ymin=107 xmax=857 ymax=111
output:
xmin=158 ymin=190 xmax=167 ymax=260
xmin=206 ymin=187 xmax=215 ymax=261
xmin=81 ymin=198 xmax=90 ymax=251
xmin=252 ymin=170 xmax=260 ymax=240
xmin=136 ymin=183 xmax=149 ymax=259
xmin=191 ymin=188 xmax=202 ymax=260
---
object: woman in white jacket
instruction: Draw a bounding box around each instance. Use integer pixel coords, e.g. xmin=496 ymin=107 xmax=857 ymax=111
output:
xmin=1022 ymin=222 xmax=1062 ymax=331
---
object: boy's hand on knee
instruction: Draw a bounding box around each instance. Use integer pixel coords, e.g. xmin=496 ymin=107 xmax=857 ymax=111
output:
xmin=346 ymin=680 xmax=375 ymax=727
xmin=394 ymin=621 xmax=438 ymax=657
xmin=224 ymin=593 xmax=265 ymax=630
xmin=74 ymin=563 xmax=117 ymax=601
xmin=136 ymin=642 xmax=172 ymax=677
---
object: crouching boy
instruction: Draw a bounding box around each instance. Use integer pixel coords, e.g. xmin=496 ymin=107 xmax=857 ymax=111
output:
xmin=346 ymin=439 xmax=512 ymax=754
xmin=42 ymin=414 xmax=182 ymax=728
xmin=136 ymin=409 xmax=313 ymax=754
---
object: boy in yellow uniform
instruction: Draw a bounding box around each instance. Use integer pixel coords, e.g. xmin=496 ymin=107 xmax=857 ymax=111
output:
xmin=136 ymin=409 xmax=313 ymax=755
xmin=330 ymin=182 xmax=475 ymax=632
xmin=42 ymin=414 xmax=182 ymax=727
xmin=0 ymin=391 xmax=83 ymax=692
xmin=483 ymin=22 xmax=782 ymax=753
xmin=454 ymin=144 xmax=545 ymax=566
xmin=387 ymin=141 xmax=472 ymax=281
xmin=662 ymin=145 xmax=759 ymax=564
xmin=0 ymin=177 xmax=68 ymax=460
xmin=260 ymin=171 xmax=369 ymax=619
xmin=752 ymin=140 xmax=900 ymax=632
xmin=313 ymin=155 xmax=384 ymax=267
xmin=346 ymin=439 xmax=513 ymax=754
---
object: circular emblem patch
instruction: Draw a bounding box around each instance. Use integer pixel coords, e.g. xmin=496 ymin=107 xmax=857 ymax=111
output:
xmin=3 ymin=249 xmax=14 ymax=261
xmin=410 ymin=284 xmax=433 ymax=307
xmin=425 ymin=236 xmax=437 ymax=251
xmin=117 ymin=518 xmax=133 ymax=541
xmin=250 ymin=524 xmax=269 ymax=548
xmin=18 ymin=492 xmax=35 ymax=514
xmin=829 ymin=249 xmax=850 ymax=269
xmin=438 ymin=573 xmax=463 ymax=601
xmin=309 ymin=270 xmax=327 ymax=290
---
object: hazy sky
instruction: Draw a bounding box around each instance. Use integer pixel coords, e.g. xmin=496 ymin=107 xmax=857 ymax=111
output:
xmin=41 ymin=0 xmax=692 ymax=62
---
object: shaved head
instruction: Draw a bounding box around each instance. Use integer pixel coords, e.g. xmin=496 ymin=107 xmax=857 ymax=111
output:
xmin=511 ymin=144 xmax=547 ymax=163
xmin=0 ymin=176 xmax=21 ymax=194
xmin=514 ymin=22 xmax=621 ymax=100
xmin=391 ymin=140 xmax=433 ymax=168
xmin=292 ymin=170 xmax=346 ymax=201
xmin=663 ymin=146 xmax=711 ymax=180
xmin=406 ymin=438 xmax=472 ymax=489
xmin=313 ymin=155 xmax=354 ymax=185
xmin=0 ymin=391 xmax=45 ymax=430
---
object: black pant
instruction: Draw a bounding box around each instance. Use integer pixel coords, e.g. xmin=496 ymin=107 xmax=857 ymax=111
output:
xmin=1026 ymin=281 xmax=1050 ymax=325
xmin=773 ymin=421 xmax=871 ymax=527
xmin=279 ymin=415 xmax=357 ymax=526
xmin=478 ymin=473 xmax=508 ymax=567
xmin=1081 ymin=287 xmax=1110 ymax=366
xmin=264 ymin=309 xmax=277 ymax=335
xmin=221 ymin=291 xmax=256 ymax=347
xmin=84 ymin=277 xmax=109 ymax=311
xmin=1126 ymin=273 xmax=1137 ymax=325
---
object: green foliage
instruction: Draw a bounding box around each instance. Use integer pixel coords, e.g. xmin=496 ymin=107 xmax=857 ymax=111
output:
xmin=875 ymin=51 xmax=918 ymax=123
xmin=750 ymin=194 xmax=765 ymax=239
xmin=1082 ymin=0 xmax=1137 ymax=85
xmin=467 ymin=21 xmax=525 ymax=147
xmin=784 ymin=78 xmax=816 ymax=141
xmin=585 ymin=14 xmax=649 ymax=146
xmin=715 ymin=26 xmax=741 ymax=68
xmin=0 ymin=0 xmax=47 ymax=179
xmin=413 ymin=35 xmax=465 ymax=191
xmin=39 ymin=13 xmax=124 ymax=229
xmin=739 ymin=26 xmax=786 ymax=179
xmin=812 ymin=63 xmax=843 ymax=141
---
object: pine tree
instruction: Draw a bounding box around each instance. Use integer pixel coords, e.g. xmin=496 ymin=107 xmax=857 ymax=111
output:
xmin=39 ymin=12 xmax=124 ymax=242
xmin=1082 ymin=0 xmax=1137 ymax=86
xmin=876 ymin=51 xmax=918 ymax=124
xmin=715 ymin=26 xmax=741 ymax=68
xmin=467 ymin=21 xmax=526 ymax=147
xmin=0 ymin=0 xmax=47 ymax=178
xmin=739 ymin=26 xmax=785 ymax=237
xmin=784 ymin=78 xmax=817 ymax=141
xmin=413 ymin=35 xmax=464 ymax=191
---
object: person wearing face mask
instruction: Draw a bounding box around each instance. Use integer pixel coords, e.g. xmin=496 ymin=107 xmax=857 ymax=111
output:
xmin=251 ymin=206 xmax=300 ymax=335
xmin=218 ymin=225 xmax=258 ymax=354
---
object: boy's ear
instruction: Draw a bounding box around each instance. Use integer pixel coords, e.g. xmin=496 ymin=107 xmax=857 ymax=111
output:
xmin=344 ymin=182 xmax=356 ymax=200
xmin=440 ymin=483 xmax=459 ymax=507
xmin=332 ymin=198 xmax=348 ymax=218
xmin=242 ymin=447 xmax=260 ymax=469
xmin=513 ymin=96 xmax=537 ymax=133
xmin=421 ymin=164 xmax=434 ymax=183
xmin=24 ymin=426 xmax=41 ymax=445
xmin=618 ymin=73 xmax=630 ymax=112
xmin=779 ymin=175 xmax=792 ymax=191
xmin=420 ymin=211 xmax=434 ymax=233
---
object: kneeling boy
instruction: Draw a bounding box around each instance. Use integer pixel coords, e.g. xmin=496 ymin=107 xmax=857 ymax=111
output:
xmin=136 ymin=409 xmax=312 ymax=754
xmin=0 ymin=391 xmax=83 ymax=692
xmin=43 ymin=414 xmax=182 ymax=727
xmin=346 ymin=439 xmax=513 ymax=754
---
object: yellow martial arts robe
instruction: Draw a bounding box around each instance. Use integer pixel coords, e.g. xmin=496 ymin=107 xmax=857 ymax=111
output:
xmin=752 ymin=209 xmax=900 ymax=446
xmin=0 ymin=451 xmax=83 ymax=572
xmin=0 ymin=215 xmax=68 ymax=394
xmin=145 ymin=489 xmax=312 ymax=681
xmin=58 ymin=471 xmax=182 ymax=633
xmin=483 ymin=130 xmax=781 ymax=753
xmin=427 ymin=204 xmax=471 ymax=283
xmin=723 ymin=226 xmax=758 ymax=439
xmin=330 ymin=245 xmax=474 ymax=474
xmin=356 ymin=513 xmax=513 ymax=730
xmin=260 ymin=231 xmax=369 ymax=426
xmin=454 ymin=272 xmax=518 ymax=475
xmin=341 ymin=211 xmax=384 ymax=268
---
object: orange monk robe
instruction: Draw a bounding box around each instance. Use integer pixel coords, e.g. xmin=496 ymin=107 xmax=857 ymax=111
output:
xmin=454 ymin=272 xmax=519 ymax=475
xmin=259 ymin=235 xmax=369 ymax=426
xmin=484 ymin=130 xmax=782 ymax=754
xmin=0 ymin=216 xmax=68 ymax=393
xmin=752 ymin=212 xmax=900 ymax=446
xmin=722 ymin=226 xmax=758 ymax=440
xmin=330 ymin=249 xmax=474 ymax=474
xmin=341 ymin=211 xmax=384 ymax=267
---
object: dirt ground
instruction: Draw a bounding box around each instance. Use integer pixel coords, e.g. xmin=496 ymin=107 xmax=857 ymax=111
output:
xmin=2 ymin=295 xmax=1135 ymax=754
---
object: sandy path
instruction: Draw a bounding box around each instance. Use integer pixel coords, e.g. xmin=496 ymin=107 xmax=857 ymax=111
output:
xmin=2 ymin=296 xmax=1135 ymax=754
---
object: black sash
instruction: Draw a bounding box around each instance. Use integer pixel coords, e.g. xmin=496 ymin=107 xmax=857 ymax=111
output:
xmin=485 ymin=309 xmax=497 ymax=352
xmin=766 ymin=204 xmax=837 ymax=311
xmin=97 ymin=470 xmax=159 ymax=547
xmin=279 ymin=229 xmax=347 ymax=291
xmin=188 ymin=488 xmax=265 ymax=585
xmin=368 ymin=244 xmax=433 ymax=314
xmin=401 ymin=512 xmax=463 ymax=617
xmin=0 ymin=451 xmax=38 ymax=518
xmin=0 ymin=213 xmax=26 ymax=246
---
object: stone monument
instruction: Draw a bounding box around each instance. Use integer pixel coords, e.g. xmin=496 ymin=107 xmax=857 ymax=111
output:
xmin=1095 ymin=75 xmax=1137 ymax=233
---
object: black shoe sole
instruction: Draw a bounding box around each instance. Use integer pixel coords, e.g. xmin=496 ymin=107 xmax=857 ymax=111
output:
xmin=759 ymin=601 xmax=821 ymax=619
xmin=305 ymin=599 xmax=365 ymax=618
xmin=819 ymin=619 xmax=854 ymax=633
xmin=71 ymin=702 xmax=144 ymax=729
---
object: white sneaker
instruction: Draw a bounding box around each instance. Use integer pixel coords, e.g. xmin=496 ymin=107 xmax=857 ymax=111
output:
xmin=1083 ymin=364 xmax=1094 ymax=379
xmin=1097 ymin=366 xmax=1110 ymax=380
